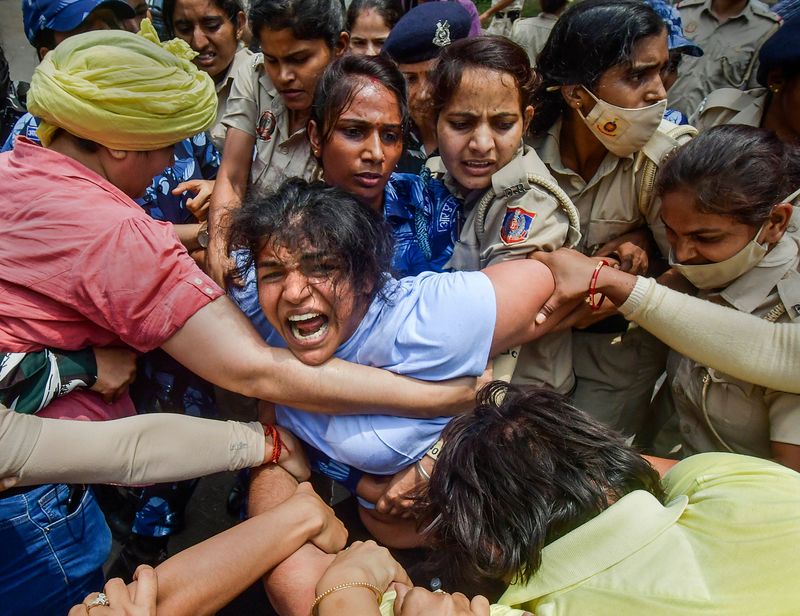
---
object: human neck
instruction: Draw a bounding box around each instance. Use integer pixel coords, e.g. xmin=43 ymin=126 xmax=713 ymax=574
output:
xmin=289 ymin=108 xmax=310 ymax=134
xmin=416 ymin=115 xmax=438 ymax=154
xmin=46 ymin=133 xmax=108 ymax=182
xmin=762 ymin=95 xmax=799 ymax=144
xmin=559 ymin=109 xmax=608 ymax=182
xmin=710 ymin=0 xmax=748 ymax=21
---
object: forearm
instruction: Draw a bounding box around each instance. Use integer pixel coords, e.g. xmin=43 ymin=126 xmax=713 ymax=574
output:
xmin=6 ymin=410 xmax=265 ymax=486
xmin=148 ymin=498 xmax=320 ymax=616
xmin=619 ymin=277 xmax=800 ymax=393
xmin=208 ymin=167 xmax=246 ymax=246
xmin=317 ymin=587 xmax=380 ymax=616
xmin=163 ymin=297 xmax=477 ymax=417
xmin=173 ymin=223 xmax=202 ymax=252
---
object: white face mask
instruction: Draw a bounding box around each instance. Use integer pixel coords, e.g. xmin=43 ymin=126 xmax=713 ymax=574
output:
xmin=578 ymin=87 xmax=667 ymax=157
xmin=669 ymin=224 xmax=768 ymax=290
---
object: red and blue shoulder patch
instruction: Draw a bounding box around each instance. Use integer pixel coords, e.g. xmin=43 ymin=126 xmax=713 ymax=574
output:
xmin=500 ymin=206 xmax=536 ymax=245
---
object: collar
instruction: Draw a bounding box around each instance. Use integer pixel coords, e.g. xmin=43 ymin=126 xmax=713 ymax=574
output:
xmin=9 ymin=138 xmax=140 ymax=210
xmin=703 ymin=0 xmax=754 ymax=22
xmin=215 ymin=47 xmax=252 ymax=94
xmin=715 ymin=232 xmax=799 ymax=313
xmin=732 ymin=90 xmax=767 ymax=126
xmin=534 ymin=117 xmax=633 ymax=190
xmin=498 ymin=490 xmax=688 ymax=607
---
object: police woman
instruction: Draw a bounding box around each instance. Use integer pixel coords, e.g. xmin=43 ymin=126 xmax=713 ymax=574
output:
xmin=529 ymin=0 xmax=694 ymax=436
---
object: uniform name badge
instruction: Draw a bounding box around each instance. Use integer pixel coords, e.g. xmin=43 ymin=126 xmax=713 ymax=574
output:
xmin=257 ymin=110 xmax=277 ymax=141
xmin=501 ymin=207 xmax=536 ymax=245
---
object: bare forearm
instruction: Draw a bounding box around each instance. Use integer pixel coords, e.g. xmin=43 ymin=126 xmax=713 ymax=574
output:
xmin=173 ymin=223 xmax=202 ymax=252
xmin=147 ymin=500 xmax=318 ymax=616
xmin=163 ymin=297 xmax=477 ymax=417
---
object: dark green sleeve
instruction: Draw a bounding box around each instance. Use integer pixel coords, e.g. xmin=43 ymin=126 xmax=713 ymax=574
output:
xmin=0 ymin=348 xmax=97 ymax=414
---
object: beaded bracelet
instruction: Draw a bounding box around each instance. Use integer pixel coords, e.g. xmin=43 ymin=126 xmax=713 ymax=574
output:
xmin=587 ymin=260 xmax=610 ymax=311
xmin=310 ymin=581 xmax=383 ymax=615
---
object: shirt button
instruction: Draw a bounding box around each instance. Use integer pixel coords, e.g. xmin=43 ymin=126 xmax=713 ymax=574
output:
xmin=194 ymin=277 xmax=203 ymax=285
xmin=204 ymin=287 xmax=215 ymax=295
xmin=788 ymin=225 xmax=798 ymax=233
xmin=279 ymin=145 xmax=288 ymax=154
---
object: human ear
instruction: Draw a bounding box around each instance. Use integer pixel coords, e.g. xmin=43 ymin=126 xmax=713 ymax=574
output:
xmin=105 ymin=148 xmax=129 ymax=161
xmin=560 ymin=85 xmax=589 ymax=113
xmin=308 ymin=119 xmax=322 ymax=158
xmin=235 ymin=11 xmax=246 ymax=39
xmin=762 ymin=202 xmax=794 ymax=244
xmin=335 ymin=31 xmax=349 ymax=56
xmin=522 ymin=105 xmax=534 ymax=132
xmin=766 ymin=68 xmax=785 ymax=95
xmin=37 ymin=47 xmax=51 ymax=61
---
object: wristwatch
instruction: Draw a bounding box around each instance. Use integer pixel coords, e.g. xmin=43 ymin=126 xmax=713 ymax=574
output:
xmin=196 ymin=222 xmax=209 ymax=249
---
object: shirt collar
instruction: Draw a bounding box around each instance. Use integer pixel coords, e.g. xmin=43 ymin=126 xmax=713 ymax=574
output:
xmin=215 ymin=47 xmax=251 ymax=94
xmin=716 ymin=233 xmax=799 ymax=313
xmin=10 ymin=138 xmax=140 ymax=211
xmin=498 ymin=490 xmax=688 ymax=607
xmin=703 ymin=0 xmax=753 ymax=22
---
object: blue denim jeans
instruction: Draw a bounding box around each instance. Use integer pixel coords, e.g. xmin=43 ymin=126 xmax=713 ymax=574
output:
xmin=0 ymin=484 xmax=111 ymax=615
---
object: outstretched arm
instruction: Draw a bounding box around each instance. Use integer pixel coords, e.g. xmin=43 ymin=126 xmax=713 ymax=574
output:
xmin=161 ymin=296 xmax=483 ymax=417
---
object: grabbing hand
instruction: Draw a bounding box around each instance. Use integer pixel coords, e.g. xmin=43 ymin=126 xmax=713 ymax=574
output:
xmin=172 ymin=179 xmax=215 ymax=221
xmin=274 ymin=426 xmax=311 ymax=482
xmin=90 ymin=347 xmax=137 ymax=404
xmin=68 ymin=565 xmax=158 ymax=616
xmin=288 ymin=482 xmax=348 ymax=553
xmin=374 ymin=462 xmax=428 ymax=518
xmin=595 ymin=228 xmax=654 ymax=275
xmin=394 ymin=587 xmax=491 ymax=616
xmin=205 ymin=237 xmax=239 ymax=288
xmin=317 ymin=540 xmax=412 ymax=596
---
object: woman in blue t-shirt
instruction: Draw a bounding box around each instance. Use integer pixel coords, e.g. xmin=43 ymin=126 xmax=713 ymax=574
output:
xmin=230 ymin=178 xmax=554 ymax=547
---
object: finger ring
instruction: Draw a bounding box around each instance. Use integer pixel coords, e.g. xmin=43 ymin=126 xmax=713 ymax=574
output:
xmin=85 ymin=592 xmax=110 ymax=611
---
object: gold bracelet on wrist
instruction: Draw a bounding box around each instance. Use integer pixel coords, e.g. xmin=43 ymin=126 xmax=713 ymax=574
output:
xmin=310 ymin=581 xmax=383 ymax=615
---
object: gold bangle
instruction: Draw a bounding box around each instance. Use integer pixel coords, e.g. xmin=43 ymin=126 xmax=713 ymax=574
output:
xmin=310 ymin=581 xmax=383 ymax=615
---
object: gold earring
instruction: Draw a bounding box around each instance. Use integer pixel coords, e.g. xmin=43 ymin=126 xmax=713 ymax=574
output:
xmin=770 ymin=85 xmax=781 ymax=94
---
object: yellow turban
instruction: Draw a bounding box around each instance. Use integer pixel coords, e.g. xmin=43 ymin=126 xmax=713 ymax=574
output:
xmin=28 ymin=20 xmax=218 ymax=151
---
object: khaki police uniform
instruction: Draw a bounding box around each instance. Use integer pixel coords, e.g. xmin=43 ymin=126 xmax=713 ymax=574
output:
xmin=669 ymin=0 xmax=781 ymax=117
xmin=221 ymin=52 xmax=318 ymax=191
xmin=427 ymin=146 xmax=582 ymax=393
xmin=666 ymin=230 xmax=800 ymax=459
xmin=486 ymin=0 xmax=525 ymax=38
xmin=691 ymin=86 xmax=767 ymax=131
xmin=511 ymin=12 xmax=559 ymax=66
xmin=210 ymin=47 xmax=253 ymax=152
xmin=531 ymin=118 xmax=695 ymax=435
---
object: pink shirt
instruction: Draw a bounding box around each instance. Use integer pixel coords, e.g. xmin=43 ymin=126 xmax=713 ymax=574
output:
xmin=0 ymin=139 xmax=224 ymax=420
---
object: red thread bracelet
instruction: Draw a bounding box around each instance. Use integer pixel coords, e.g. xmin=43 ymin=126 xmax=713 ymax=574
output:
xmin=588 ymin=260 xmax=609 ymax=311
xmin=263 ymin=424 xmax=283 ymax=464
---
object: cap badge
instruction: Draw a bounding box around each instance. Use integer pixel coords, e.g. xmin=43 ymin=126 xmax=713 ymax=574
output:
xmin=433 ymin=19 xmax=452 ymax=47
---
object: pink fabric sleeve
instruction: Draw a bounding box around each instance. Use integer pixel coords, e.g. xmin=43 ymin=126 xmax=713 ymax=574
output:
xmin=69 ymin=217 xmax=224 ymax=352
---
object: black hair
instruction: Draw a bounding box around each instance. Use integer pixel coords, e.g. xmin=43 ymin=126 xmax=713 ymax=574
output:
xmin=656 ymin=125 xmax=800 ymax=226
xmin=531 ymin=0 xmax=666 ymax=135
xmin=0 ymin=46 xmax=8 ymax=108
xmin=248 ymin=0 xmax=345 ymax=45
xmin=32 ymin=29 xmax=57 ymax=52
xmin=310 ymin=53 xmax=408 ymax=145
xmin=419 ymin=382 xmax=664 ymax=595
xmin=229 ymin=178 xmax=395 ymax=304
xmin=430 ymin=35 xmax=536 ymax=118
xmin=346 ymin=0 xmax=402 ymax=32
xmin=539 ymin=0 xmax=568 ymax=15
xmin=163 ymin=0 xmax=245 ymax=38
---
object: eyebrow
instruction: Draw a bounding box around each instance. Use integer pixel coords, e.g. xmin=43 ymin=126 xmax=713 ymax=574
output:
xmin=337 ymin=118 xmax=402 ymax=130
xmin=257 ymin=252 xmax=328 ymax=268
xmin=660 ymin=217 xmax=721 ymax=235
xmin=629 ymin=60 xmax=664 ymax=72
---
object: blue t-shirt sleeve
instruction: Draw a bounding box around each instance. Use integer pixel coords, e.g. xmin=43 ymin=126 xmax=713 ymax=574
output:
xmin=356 ymin=271 xmax=496 ymax=379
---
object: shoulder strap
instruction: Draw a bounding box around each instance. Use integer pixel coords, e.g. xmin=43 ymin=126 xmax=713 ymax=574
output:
xmin=474 ymin=173 xmax=582 ymax=249
xmin=636 ymin=123 xmax=698 ymax=217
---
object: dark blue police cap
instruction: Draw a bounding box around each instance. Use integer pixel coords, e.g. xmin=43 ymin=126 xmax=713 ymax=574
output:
xmin=382 ymin=1 xmax=471 ymax=64
xmin=757 ymin=14 xmax=799 ymax=86
xmin=23 ymin=0 xmax=135 ymax=45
